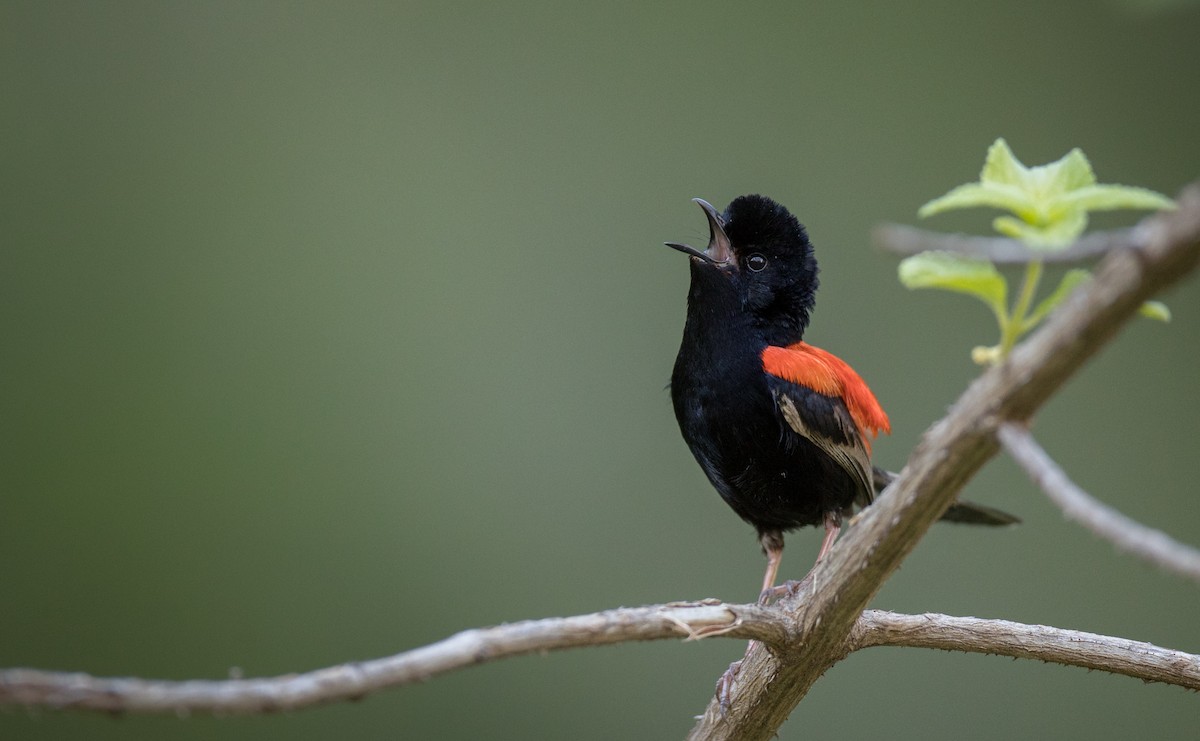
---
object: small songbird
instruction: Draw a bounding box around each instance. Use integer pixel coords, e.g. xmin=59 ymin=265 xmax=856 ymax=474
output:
xmin=666 ymin=195 xmax=1015 ymax=601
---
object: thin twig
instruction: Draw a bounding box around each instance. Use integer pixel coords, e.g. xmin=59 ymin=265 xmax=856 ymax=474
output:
xmin=872 ymin=223 xmax=1133 ymax=264
xmin=0 ymin=602 xmax=786 ymax=715
xmin=853 ymin=610 xmax=1200 ymax=689
xmin=998 ymin=422 xmax=1200 ymax=584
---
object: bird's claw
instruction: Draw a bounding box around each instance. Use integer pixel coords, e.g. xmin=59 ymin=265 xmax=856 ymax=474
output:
xmin=757 ymin=575 xmax=810 ymax=605
xmin=715 ymin=659 xmax=742 ymax=716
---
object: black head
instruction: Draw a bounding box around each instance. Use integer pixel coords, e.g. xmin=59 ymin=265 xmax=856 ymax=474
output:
xmin=666 ymin=195 xmax=819 ymax=345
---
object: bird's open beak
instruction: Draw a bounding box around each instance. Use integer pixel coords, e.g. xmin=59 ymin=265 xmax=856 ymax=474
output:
xmin=665 ymin=198 xmax=733 ymax=265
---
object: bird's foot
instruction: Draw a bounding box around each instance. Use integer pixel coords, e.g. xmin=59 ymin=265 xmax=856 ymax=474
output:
xmin=715 ymin=658 xmax=742 ymax=716
xmin=756 ymin=573 xmax=813 ymax=605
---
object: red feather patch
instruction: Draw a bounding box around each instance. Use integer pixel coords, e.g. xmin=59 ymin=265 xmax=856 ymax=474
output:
xmin=761 ymin=342 xmax=891 ymax=448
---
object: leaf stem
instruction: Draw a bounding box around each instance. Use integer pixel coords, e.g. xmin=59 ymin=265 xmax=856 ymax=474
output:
xmin=1001 ymin=259 xmax=1044 ymax=357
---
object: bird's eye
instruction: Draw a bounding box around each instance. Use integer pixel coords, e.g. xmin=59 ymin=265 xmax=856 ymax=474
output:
xmin=746 ymin=253 xmax=768 ymax=272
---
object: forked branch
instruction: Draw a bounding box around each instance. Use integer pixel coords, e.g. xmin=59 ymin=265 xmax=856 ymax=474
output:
xmin=3 ymin=605 xmax=1197 ymax=715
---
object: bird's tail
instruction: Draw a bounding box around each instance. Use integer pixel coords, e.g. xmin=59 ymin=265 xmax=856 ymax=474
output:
xmin=871 ymin=466 xmax=1020 ymax=526
xmin=939 ymin=500 xmax=1021 ymax=526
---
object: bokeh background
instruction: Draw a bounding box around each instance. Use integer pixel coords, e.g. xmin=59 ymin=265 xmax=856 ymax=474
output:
xmin=4 ymin=1 xmax=1198 ymax=738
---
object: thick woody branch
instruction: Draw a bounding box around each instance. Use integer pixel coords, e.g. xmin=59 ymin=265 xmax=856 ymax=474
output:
xmin=852 ymin=610 xmax=1200 ymax=690
xmin=872 ymin=223 xmax=1132 ymax=263
xmin=998 ymin=422 xmax=1200 ymax=584
xmin=689 ymin=185 xmax=1200 ymax=740
xmin=0 ymin=601 xmax=786 ymax=715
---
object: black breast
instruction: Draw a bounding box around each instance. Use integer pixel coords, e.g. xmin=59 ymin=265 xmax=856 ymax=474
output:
xmin=669 ymin=263 xmax=861 ymax=533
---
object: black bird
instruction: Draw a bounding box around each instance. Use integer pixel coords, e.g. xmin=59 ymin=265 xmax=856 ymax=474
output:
xmin=666 ymin=195 xmax=1016 ymax=601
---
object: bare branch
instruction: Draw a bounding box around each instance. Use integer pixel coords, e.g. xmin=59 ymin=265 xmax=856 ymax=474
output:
xmin=998 ymin=422 xmax=1200 ymax=584
xmin=872 ymin=223 xmax=1133 ymax=264
xmin=5 ymin=600 xmax=1198 ymax=716
xmin=853 ymin=610 xmax=1200 ymax=690
xmin=688 ymin=184 xmax=1200 ymax=739
xmin=0 ymin=601 xmax=786 ymax=715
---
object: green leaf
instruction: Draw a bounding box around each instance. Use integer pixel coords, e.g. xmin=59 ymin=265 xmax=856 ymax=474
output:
xmin=920 ymin=140 xmax=1039 ymax=220
xmin=898 ymin=251 xmax=1007 ymax=316
xmin=1054 ymin=148 xmax=1097 ymax=192
xmin=1057 ymin=185 xmax=1176 ymax=214
xmin=1139 ymin=300 xmax=1171 ymax=322
xmin=993 ymin=210 xmax=1088 ymax=248
xmin=919 ymin=138 xmax=1175 ymax=250
xmin=1022 ymin=269 xmax=1091 ymax=330
xmin=980 ymin=138 xmax=1027 ymax=187
xmin=919 ymin=183 xmax=1031 ymax=219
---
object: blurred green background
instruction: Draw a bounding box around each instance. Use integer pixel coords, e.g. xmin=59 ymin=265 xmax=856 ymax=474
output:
xmin=3 ymin=1 xmax=1198 ymax=738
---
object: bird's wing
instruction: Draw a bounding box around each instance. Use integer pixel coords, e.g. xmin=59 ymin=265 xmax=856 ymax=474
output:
xmin=761 ymin=342 xmax=890 ymax=507
xmin=761 ymin=342 xmax=890 ymax=447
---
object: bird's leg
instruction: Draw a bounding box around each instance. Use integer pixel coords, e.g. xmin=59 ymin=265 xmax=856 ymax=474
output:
xmin=807 ymin=511 xmax=844 ymax=594
xmin=721 ymin=516 xmax=847 ymax=712
xmin=756 ymin=530 xmax=785 ymax=604
xmin=759 ymin=511 xmax=845 ymax=603
xmin=716 ymin=531 xmax=786 ymax=714
xmin=757 ymin=528 xmax=811 ymax=603
xmin=816 ymin=510 xmax=842 ymax=562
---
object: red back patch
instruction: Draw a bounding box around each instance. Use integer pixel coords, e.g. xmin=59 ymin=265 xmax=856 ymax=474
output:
xmin=761 ymin=342 xmax=891 ymax=446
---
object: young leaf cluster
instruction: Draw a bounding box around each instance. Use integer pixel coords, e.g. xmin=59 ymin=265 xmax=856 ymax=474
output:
xmin=899 ymin=139 xmax=1173 ymax=364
